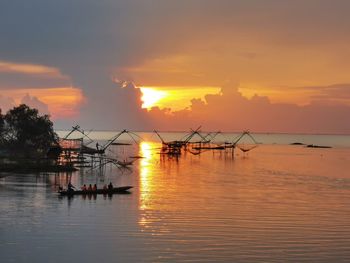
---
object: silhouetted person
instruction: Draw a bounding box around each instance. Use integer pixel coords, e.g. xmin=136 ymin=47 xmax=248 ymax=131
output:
xmin=93 ymin=184 xmax=97 ymax=191
xmin=68 ymin=182 xmax=75 ymax=192
xmin=108 ymin=182 xmax=113 ymax=190
xmin=88 ymin=184 xmax=92 ymax=191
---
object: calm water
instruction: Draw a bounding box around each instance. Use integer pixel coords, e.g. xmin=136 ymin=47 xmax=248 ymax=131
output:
xmin=1 ymin=133 xmax=350 ymax=262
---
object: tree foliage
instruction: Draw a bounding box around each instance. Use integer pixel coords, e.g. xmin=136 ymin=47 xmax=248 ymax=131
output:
xmin=0 ymin=104 xmax=58 ymax=157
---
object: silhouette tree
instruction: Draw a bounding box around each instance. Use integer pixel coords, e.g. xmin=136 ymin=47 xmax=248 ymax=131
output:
xmin=1 ymin=104 xmax=58 ymax=157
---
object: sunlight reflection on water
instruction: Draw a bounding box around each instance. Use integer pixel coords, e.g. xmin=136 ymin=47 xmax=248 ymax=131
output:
xmin=139 ymin=142 xmax=154 ymax=213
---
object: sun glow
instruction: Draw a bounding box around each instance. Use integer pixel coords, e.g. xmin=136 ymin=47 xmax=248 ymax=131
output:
xmin=140 ymin=87 xmax=167 ymax=109
xmin=140 ymin=86 xmax=221 ymax=111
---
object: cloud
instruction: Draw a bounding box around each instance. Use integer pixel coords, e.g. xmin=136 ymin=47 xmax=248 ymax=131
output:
xmin=240 ymin=83 xmax=350 ymax=106
xmin=74 ymin=81 xmax=152 ymax=131
xmin=0 ymin=93 xmax=49 ymax=116
xmin=0 ymin=73 xmax=71 ymax=90
xmin=0 ymin=60 xmax=84 ymax=120
xmin=0 ymin=61 xmax=62 ymax=75
xmin=1 ymin=0 xmax=350 ymax=132
xmin=0 ymin=60 xmax=71 ymax=91
xmin=0 ymin=87 xmax=85 ymax=120
xmin=21 ymin=94 xmax=49 ymax=115
xmin=147 ymin=83 xmax=350 ymax=134
xmin=309 ymin=84 xmax=350 ymax=102
xmin=0 ymin=96 xmax=15 ymax=113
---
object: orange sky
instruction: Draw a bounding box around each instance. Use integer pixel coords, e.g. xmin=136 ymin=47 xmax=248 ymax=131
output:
xmin=1 ymin=1 xmax=350 ymax=133
xmin=0 ymin=61 xmax=85 ymax=119
xmin=0 ymin=87 xmax=85 ymax=118
xmin=118 ymin=35 xmax=350 ymax=112
xmin=140 ymin=86 xmax=221 ymax=110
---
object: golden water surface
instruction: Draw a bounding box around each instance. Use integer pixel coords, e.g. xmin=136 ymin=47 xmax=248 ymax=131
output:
xmin=1 ymin=139 xmax=350 ymax=262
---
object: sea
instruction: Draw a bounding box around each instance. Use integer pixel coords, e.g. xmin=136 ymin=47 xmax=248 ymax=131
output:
xmin=1 ymin=131 xmax=350 ymax=262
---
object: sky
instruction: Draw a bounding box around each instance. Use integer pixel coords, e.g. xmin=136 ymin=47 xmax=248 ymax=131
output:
xmin=1 ymin=0 xmax=350 ymax=133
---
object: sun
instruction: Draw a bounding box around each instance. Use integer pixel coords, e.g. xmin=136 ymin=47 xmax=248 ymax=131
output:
xmin=140 ymin=87 xmax=167 ymax=109
xmin=139 ymin=86 xmax=221 ymax=110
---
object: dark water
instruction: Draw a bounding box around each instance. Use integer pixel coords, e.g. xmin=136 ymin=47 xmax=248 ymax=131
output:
xmin=1 ymin=133 xmax=350 ymax=262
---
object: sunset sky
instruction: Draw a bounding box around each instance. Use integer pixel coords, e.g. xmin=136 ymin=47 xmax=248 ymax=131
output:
xmin=1 ymin=0 xmax=350 ymax=133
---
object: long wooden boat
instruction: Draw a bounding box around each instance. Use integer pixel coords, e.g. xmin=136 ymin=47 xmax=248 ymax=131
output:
xmin=58 ymin=186 xmax=133 ymax=196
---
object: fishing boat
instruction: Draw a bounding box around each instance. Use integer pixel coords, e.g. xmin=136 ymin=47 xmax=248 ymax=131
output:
xmin=58 ymin=186 xmax=133 ymax=196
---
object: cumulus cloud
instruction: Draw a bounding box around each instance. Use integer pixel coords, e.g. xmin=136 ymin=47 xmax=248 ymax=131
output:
xmin=0 ymin=93 xmax=49 ymax=116
xmin=0 ymin=94 xmax=49 ymax=116
xmin=147 ymin=83 xmax=350 ymax=134
xmin=74 ymin=80 xmax=153 ymax=131
xmin=21 ymin=94 xmax=50 ymax=115
xmin=0 ymin=60 xmax=84 ymax=121
xmin=0 ymin=96 xmax=15 ymax=113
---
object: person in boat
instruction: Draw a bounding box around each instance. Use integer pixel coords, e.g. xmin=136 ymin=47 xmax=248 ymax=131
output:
xmin=68 ymin=182 xmax=75 ymax=192
xmin=81 ymin=184 xmax=87 ymax=191
xmin=108 ymin=182 xmax=113 ymax=190
xmin=92 ymin=184 xmax=97 ymax=191
xmin=88 ymin=184 xmax=92 ymax=191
